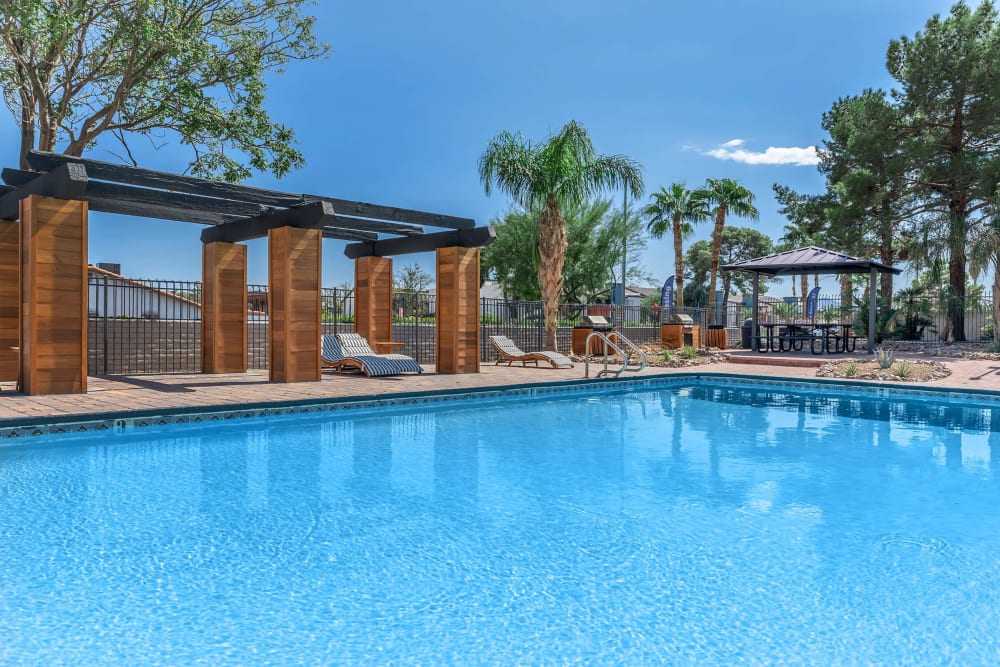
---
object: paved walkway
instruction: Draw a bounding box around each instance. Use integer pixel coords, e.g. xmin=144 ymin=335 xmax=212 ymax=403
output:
xmin=2 ymin=355 xmax=1000 ymax=425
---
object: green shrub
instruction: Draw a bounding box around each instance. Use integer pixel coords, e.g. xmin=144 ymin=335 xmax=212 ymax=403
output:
xmin=844 ymin=361 xmax=859 ymax=376
xmin=681 ymin=345 xmax=698 ymax=360
xmin=662 ymin=349 xmax=673 ymax=362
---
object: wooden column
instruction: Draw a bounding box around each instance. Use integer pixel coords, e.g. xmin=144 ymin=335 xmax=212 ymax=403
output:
xmin=202 ymin=242 xmax=247 ymax=374
xmin=354 ymin=256 xmax=393 ymax=343
xmin=19 ymin=196 xmax=88 ymax=394
xmin=0 ymin=220 xmax=18 ymax=382
xmin=435 ymin=246 xmax=480 ymax=374
xmin=268 ymin=226 xmax=321 ymax=383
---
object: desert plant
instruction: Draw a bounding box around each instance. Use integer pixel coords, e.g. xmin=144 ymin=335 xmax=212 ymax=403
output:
xmin=681 ymin=345 xmax=698 ymax=360
xmin=662 ymin=349 xmax=673 ymax=362
xmin=892 ymin=360 xmax=913 ymax=378
xmin=875 ymin=346 xmax=895 ymax=369
xmin=844 ymin=361 xmax=859 ymax=376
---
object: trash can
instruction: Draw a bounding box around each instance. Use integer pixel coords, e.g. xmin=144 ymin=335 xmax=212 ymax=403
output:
xmin=741 ymin=319 xmax=753 ymax=349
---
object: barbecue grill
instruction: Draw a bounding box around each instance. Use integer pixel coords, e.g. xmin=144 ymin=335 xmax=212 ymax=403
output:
xmin=580 ymin=314 xmax=613 ymax=331
xmin=661 ymin=313 xmax=698 ymax=348
xmin=572 ymin=313 xmax=615 ymax=355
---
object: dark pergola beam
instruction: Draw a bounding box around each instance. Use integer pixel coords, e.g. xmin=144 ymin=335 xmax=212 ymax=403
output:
xmin=344 ymin=226 xmax=495 ymax=259
xmin=86 ymin=196 xmax=234 ymax=225
xmin=26 ymin=151 xmax=475 ymax=230
xmin=334 ymin=214 xmax=423 ymax=236
xmin=201 ymin=200 xmax=376 ymax=244
xmin=0 ymin=163 xmax=88 ymax=219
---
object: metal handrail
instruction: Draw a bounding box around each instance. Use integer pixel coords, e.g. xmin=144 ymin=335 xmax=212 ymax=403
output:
xmin=583 ymin=331 xmax=647 ymax=378
xmin=615 ymin=331 xmax=648 ymax=373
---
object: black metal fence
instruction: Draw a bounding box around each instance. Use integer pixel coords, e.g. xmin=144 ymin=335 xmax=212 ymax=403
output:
xmin=85 ymin=274 xmax=998 ymax=376
xmin=751 ymin=294 xmax=996 ymax=344
xmin=88 ymin=274 xmax=203 ymax=375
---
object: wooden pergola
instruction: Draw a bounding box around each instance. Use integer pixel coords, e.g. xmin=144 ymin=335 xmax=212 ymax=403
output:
xmin=0 ymin=151 xmax=494 ymax=395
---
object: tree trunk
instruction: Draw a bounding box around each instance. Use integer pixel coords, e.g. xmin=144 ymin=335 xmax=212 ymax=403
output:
xmin=706 ymin=207 xmax=726 ymax=325
xmin=949 ymin=210 xmax=967 ymax=342
xmin=673 ymin=216 xmax=685 ymax=311
xmin=800 ymin=274 xmax=808 ymax=318
xmin=879 ymin=225 xmax=894 ymax=304
xmin=19 ymin=101 xmax=34 ymax=170
xmin=840 ymin=274 xmax=853 ymax=312
xmin=537 ymin=193 xmax=567 ymax=352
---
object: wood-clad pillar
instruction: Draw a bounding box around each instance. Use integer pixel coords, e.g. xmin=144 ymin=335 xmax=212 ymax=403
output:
xmin=354 ymin=256 xmax=392 ymax=344
xmin=202 ymin=242 xmax=247 ymax=374
xmin=435 ymin=246 xmax=480 ymax=374
xmin=268 ymin=226 xmax=321 ymax=382
xmin=19 ymin=195 xmax=88 ymax=395
xmin=0 ymin=220 xmax=18 ymax=381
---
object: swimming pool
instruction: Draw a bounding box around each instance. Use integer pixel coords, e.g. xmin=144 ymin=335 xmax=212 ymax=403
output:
xmin=2 ymin=378 xmax=1000 ymax=664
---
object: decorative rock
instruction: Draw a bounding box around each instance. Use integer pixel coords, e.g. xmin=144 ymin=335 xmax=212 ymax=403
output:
xmin=816 ymin=358 xmax=951 ymax=382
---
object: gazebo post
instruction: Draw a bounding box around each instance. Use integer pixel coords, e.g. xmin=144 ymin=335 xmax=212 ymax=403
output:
xmin=868 ymin=267 xmax=877 ymax=354
xmin=751 ymin=272 xmax=760 ymax=352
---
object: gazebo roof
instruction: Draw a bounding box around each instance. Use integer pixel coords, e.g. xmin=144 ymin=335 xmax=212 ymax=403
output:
xmin=722 ymin=246 xmax=901 ymax=276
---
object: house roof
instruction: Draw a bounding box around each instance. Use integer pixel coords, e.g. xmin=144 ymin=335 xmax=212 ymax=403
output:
xmin=88 ymin=265 xmax=201 ymax=309
xmin=722 ymin=246 xmax=901 ymax=276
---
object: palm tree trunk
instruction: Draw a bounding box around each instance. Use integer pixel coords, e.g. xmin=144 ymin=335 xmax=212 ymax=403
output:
xmin=537 ymin=193 xmax=567 ymax=351
xmin=672 ymin=216 xmax=685 ymax=311
xmin=841 ymin=274 xmax=853 ymax=312
xmin=800 ymin=275 xmax=808 ymax=318
xmin=707 ymin=207 xmax=726 ymax=324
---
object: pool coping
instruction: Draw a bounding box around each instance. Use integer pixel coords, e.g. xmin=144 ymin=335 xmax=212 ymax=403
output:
xmin=3 ymin=371 xmax=1000 ymax=439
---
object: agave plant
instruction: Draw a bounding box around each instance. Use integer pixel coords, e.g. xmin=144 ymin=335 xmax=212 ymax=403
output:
xmin=892 ymin=360 xmax=913 ymax=378
xmin=844 ymin=361 xmax=859 ymax=376
xmin=875 ymin=346 xmax=895 ymax=369
xmin=681 ymin=345 xmax=698 ymax=360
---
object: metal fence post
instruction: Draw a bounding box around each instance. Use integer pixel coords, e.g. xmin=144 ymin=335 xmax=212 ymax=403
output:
xmin=102 ymin=275 xmax=109 ymax=375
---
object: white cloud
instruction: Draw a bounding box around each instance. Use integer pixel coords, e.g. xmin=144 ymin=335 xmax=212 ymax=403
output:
xmin=705 ymin=139 xmax=819 ymax=166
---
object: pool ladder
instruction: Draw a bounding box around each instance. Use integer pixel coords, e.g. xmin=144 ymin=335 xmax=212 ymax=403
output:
xmin=583 ymin=331 xmax=647 ymax=378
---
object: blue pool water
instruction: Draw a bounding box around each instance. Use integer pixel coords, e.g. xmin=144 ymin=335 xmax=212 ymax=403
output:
xmin=3 ymin=381 xmax=1000 ymax=665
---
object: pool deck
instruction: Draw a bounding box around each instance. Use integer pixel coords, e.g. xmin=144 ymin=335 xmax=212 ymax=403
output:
xmin=2 ymin=353 xmax=1000 ymax=426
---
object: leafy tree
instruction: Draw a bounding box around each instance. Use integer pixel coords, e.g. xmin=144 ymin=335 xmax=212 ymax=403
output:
xmin=820 ymin=90 xmax=910 ymax=299
xmin=478 ymin=120 xmax=643 ymax=350
xmin=393 ymin=263 xmax=433 ymax=317
xmin=701 ymin=178 xmax=759 ymax=323
xmin=0 ymin=0 xmax=327 ymax=180
xmin=684 ymin=226 xmax=773 ymax=306
xmin=481 ymin=199 xmax=647 ymax=304
xmin=642 ymin=183 xmax=710 ymax=310
xmin=887 ymin=1 xmax=1000 ymax=340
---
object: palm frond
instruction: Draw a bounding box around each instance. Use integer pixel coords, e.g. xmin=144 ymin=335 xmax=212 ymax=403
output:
xmin=478 ymin=131 xmax=540 ymax=203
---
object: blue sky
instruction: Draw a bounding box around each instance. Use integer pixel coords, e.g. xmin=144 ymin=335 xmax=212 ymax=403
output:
xmin=0 ymin=0 xmax=953 ymax=292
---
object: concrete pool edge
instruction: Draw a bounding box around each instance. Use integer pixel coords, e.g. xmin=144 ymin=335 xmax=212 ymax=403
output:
xmin=3 ymin=371 xmax=1000 ymax=440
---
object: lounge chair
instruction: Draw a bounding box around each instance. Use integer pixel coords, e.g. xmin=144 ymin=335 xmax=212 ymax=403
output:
xmin=488 ymin=335 xmax=574 ymax=369
xmin=335 ymin=333 xmax=424 ymax=374
xmin=321 ymin=335 xmax=422 ymax=377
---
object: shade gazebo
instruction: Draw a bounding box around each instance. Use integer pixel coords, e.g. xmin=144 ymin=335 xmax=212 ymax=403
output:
xmin=722 ymin=246 xmax=902 ymax=354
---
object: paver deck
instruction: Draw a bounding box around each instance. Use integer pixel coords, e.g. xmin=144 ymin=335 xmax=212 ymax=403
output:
xmin=2 ymin=354 xmax=1000 ymax=426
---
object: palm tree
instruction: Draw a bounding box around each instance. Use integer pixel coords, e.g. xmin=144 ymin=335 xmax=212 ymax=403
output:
xmin=970 ymin=201 xmax=1000 ymax=348
xmin=642 ymin=183 xmax=709 ymax=311
xmin=778 ymin=221 xmax=814 ymax=314
xmin=702 ymin=179 xmax=758 ymax=323
xmin=479 ymin=121 xmax=644 ymax=351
